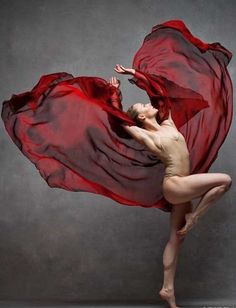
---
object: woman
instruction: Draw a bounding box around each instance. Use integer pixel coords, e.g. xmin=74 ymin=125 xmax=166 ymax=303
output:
xmin=1 ymin=20 xmax=233 ymax=308
xmin=109 ymin=65 xmax=232 ymax=307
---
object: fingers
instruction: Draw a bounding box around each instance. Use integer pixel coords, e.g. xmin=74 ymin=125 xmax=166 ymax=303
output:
xmin=114 ymin=65 xmax=120 ymax=73
xmin=113 ymin=76 xmax=119 ymax=83
xmin=109 ymin=76 xmax=115 ymax=83
xmin=114 ymin=63 xmax=125 ymax=73
xmin=108 ymin=76 xmax=120 ymax=87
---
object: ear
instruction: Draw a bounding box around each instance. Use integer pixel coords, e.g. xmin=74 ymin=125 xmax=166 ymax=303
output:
xmin=137 ymin=113 xmax=145 ymax=122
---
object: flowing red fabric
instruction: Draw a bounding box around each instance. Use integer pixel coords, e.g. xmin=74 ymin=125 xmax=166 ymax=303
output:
xmin=1 ymin=19 xmax=233 ymax=212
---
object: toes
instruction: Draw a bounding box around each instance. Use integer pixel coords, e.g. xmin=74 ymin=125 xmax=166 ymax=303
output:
xmin=177 ymin=231 xmax=186 ymax=237
xmin=177 ymin=222 xmax=193 ymax=236
xmin=177 ymin=231 xmax=186 ymax=236
xmin=177 ymin=227 xmax=188 ymax=236
xmin=177 ymin=227 xmax=186 ymax=234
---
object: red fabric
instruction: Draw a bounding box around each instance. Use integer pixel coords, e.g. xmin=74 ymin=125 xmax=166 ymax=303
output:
xmin=128 ymin=19 xmax=233 ymax=177
xmin=1 ymin=19 xmax=233 ymax=212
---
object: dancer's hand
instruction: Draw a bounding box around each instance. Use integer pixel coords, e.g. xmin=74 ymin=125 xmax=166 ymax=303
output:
xmin=114 ymin=64 xmax=135 ymax=75
xmin=109 ymin=76 xmax=120 ymax=89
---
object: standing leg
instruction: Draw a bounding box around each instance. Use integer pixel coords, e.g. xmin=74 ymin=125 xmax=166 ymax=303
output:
xmin=159 ymin=201 xmax=192 ymax=308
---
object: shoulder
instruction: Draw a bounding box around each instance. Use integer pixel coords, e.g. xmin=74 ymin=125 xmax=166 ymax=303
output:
xmin=161 ymin=118 xmax=177 ymax=129
xmin=141 ymin=130 xmax=162 ymax=149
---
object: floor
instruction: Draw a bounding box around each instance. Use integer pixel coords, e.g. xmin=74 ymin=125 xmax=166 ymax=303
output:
xmin=0 ymin=301 xmax=235 ymax=308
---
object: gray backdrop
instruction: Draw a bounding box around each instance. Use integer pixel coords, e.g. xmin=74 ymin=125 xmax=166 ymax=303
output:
xmin=0 ymin=0 xmax=235 ymax=306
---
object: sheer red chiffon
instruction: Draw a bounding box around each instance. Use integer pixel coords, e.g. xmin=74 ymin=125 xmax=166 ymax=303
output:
xmin=1 ymin=19 xmax=233 ymax=212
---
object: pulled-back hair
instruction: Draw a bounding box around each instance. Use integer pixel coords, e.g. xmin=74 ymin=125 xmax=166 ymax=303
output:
xmin=126 ymin=104 xmax=143 ymax=127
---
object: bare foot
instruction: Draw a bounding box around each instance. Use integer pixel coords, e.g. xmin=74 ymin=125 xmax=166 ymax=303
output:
xmin=159 ymin=287 xmax=180 ymax=308
xmin=176 ymin=212 xmax=199 ymax=236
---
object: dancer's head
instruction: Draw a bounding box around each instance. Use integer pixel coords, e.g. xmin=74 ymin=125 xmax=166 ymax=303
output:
xmin=126 ymin=102 xmax=158 ymax=128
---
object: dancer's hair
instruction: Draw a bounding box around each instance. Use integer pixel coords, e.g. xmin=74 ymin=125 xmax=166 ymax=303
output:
xmin=126 ymin=104 xmax=144 ymax=127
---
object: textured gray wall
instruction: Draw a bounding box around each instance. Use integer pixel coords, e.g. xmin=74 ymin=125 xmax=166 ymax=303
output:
xmin=0 ymin=0 xmax=235 ymax=305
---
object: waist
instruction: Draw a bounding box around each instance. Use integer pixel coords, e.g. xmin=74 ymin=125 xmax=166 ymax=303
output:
xmin=164 ymin=172 xmax=190 ymax=179
xmin=164 ymin=162 xmax=190 ymax=178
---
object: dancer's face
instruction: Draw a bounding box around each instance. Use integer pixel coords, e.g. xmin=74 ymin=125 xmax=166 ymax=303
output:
xmin=134 ymin=103 xmax=158 ymax=121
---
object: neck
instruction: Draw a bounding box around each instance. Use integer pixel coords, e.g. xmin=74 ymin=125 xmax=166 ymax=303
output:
xmin=143 ymin=118 xmax=161 ymax=132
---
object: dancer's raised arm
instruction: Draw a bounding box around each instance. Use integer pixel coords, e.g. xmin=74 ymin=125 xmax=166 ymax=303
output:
xmin=108 ymin=76 xmax=123 ymax=110
xmin=114 ymin=64 xmax=151 ymax=86
xmin=114 ymin=64 xmax=164 ymax=96
xmin=121 ymin=124 xmax=146 ymax=143
xmin=108 ymin=77 xmax=152 ymax=144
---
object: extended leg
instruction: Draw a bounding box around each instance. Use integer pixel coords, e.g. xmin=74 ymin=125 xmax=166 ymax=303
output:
xmin=159 ymin=201 xmax=192 ymax=308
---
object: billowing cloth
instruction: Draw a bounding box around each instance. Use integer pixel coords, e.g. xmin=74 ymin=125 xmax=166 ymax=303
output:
xmin=1 ymin=19 xmax=233 ymax=212
xmin=128 ymin=19 xmax=233 ymax=176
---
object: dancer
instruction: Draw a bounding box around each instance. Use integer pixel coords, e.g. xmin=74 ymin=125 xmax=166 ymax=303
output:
xmin=1 ymin=20 xmax=233 ymax=308
xmin=109 ymin=67 xmax=232 ymax=307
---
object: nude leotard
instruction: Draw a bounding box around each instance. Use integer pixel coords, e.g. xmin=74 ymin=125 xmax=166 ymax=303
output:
xmin=156 ymin=123 xmax=190 ymax=179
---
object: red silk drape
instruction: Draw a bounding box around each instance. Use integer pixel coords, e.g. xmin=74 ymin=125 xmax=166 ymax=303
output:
xmin=1 ymin=19 xmax=233 ymax=212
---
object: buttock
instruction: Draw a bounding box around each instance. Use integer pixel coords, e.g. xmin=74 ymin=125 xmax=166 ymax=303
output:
xmin=162 ymin=174 xmax=190 ymax=204
xmin=163 ymin=176 xmax=178 ymax=192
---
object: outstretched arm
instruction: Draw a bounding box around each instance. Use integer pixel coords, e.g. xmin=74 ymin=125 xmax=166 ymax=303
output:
xmin=114 ymin=64 xmax=164 ymax=96
xmin=108 ymin=76 xmax=123 ymax=110
xmin=132 ymin=69 xmax=165 ymax=96
xmin=108 ymin=75 xmax=150 ymax=143
xmin=114 ymin=64 xmax=150 ymax=85
xmin=110 ymin=88 xmax=123 ymax=110
xmin=132 ymin=69 xmax=151 ymax=87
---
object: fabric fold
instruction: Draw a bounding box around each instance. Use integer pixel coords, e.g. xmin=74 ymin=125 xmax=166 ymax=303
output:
xmin=1 ymin=19 xmax=233 ymax=212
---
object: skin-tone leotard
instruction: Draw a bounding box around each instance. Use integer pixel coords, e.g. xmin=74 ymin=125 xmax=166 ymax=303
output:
xmin=155 ymin=122 xmax=190 ymax=178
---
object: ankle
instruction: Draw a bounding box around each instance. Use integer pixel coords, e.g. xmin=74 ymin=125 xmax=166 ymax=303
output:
xmin=161 ymin=285 xmax=174 ymax=291
xmin=193 ymin=213 xmax=200 ymax=221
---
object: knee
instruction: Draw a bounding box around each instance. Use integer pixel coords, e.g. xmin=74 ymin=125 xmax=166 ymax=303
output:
xmin=222 ymin=174 xmax=232 ymax=191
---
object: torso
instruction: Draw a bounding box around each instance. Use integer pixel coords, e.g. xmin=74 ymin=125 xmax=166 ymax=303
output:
xmin=144 ymin=119 xmax=190 ymax=178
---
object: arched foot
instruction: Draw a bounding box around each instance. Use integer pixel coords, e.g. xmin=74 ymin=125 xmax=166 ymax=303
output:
xmin=176 ymin=212 xmax=199 ymax=236
xmin=159 ymin=287 xmax=180 ymax=308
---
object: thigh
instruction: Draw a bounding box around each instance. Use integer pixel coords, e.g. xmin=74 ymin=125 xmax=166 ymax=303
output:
xmin=163 ymin=172 xmax=231 ymax=205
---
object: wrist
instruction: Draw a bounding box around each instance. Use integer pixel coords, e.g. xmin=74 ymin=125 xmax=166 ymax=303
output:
xmin=110 ymin=87 xmax=121 ymax=96
xmin=133 ymin=69 xmax=143 ymax=79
